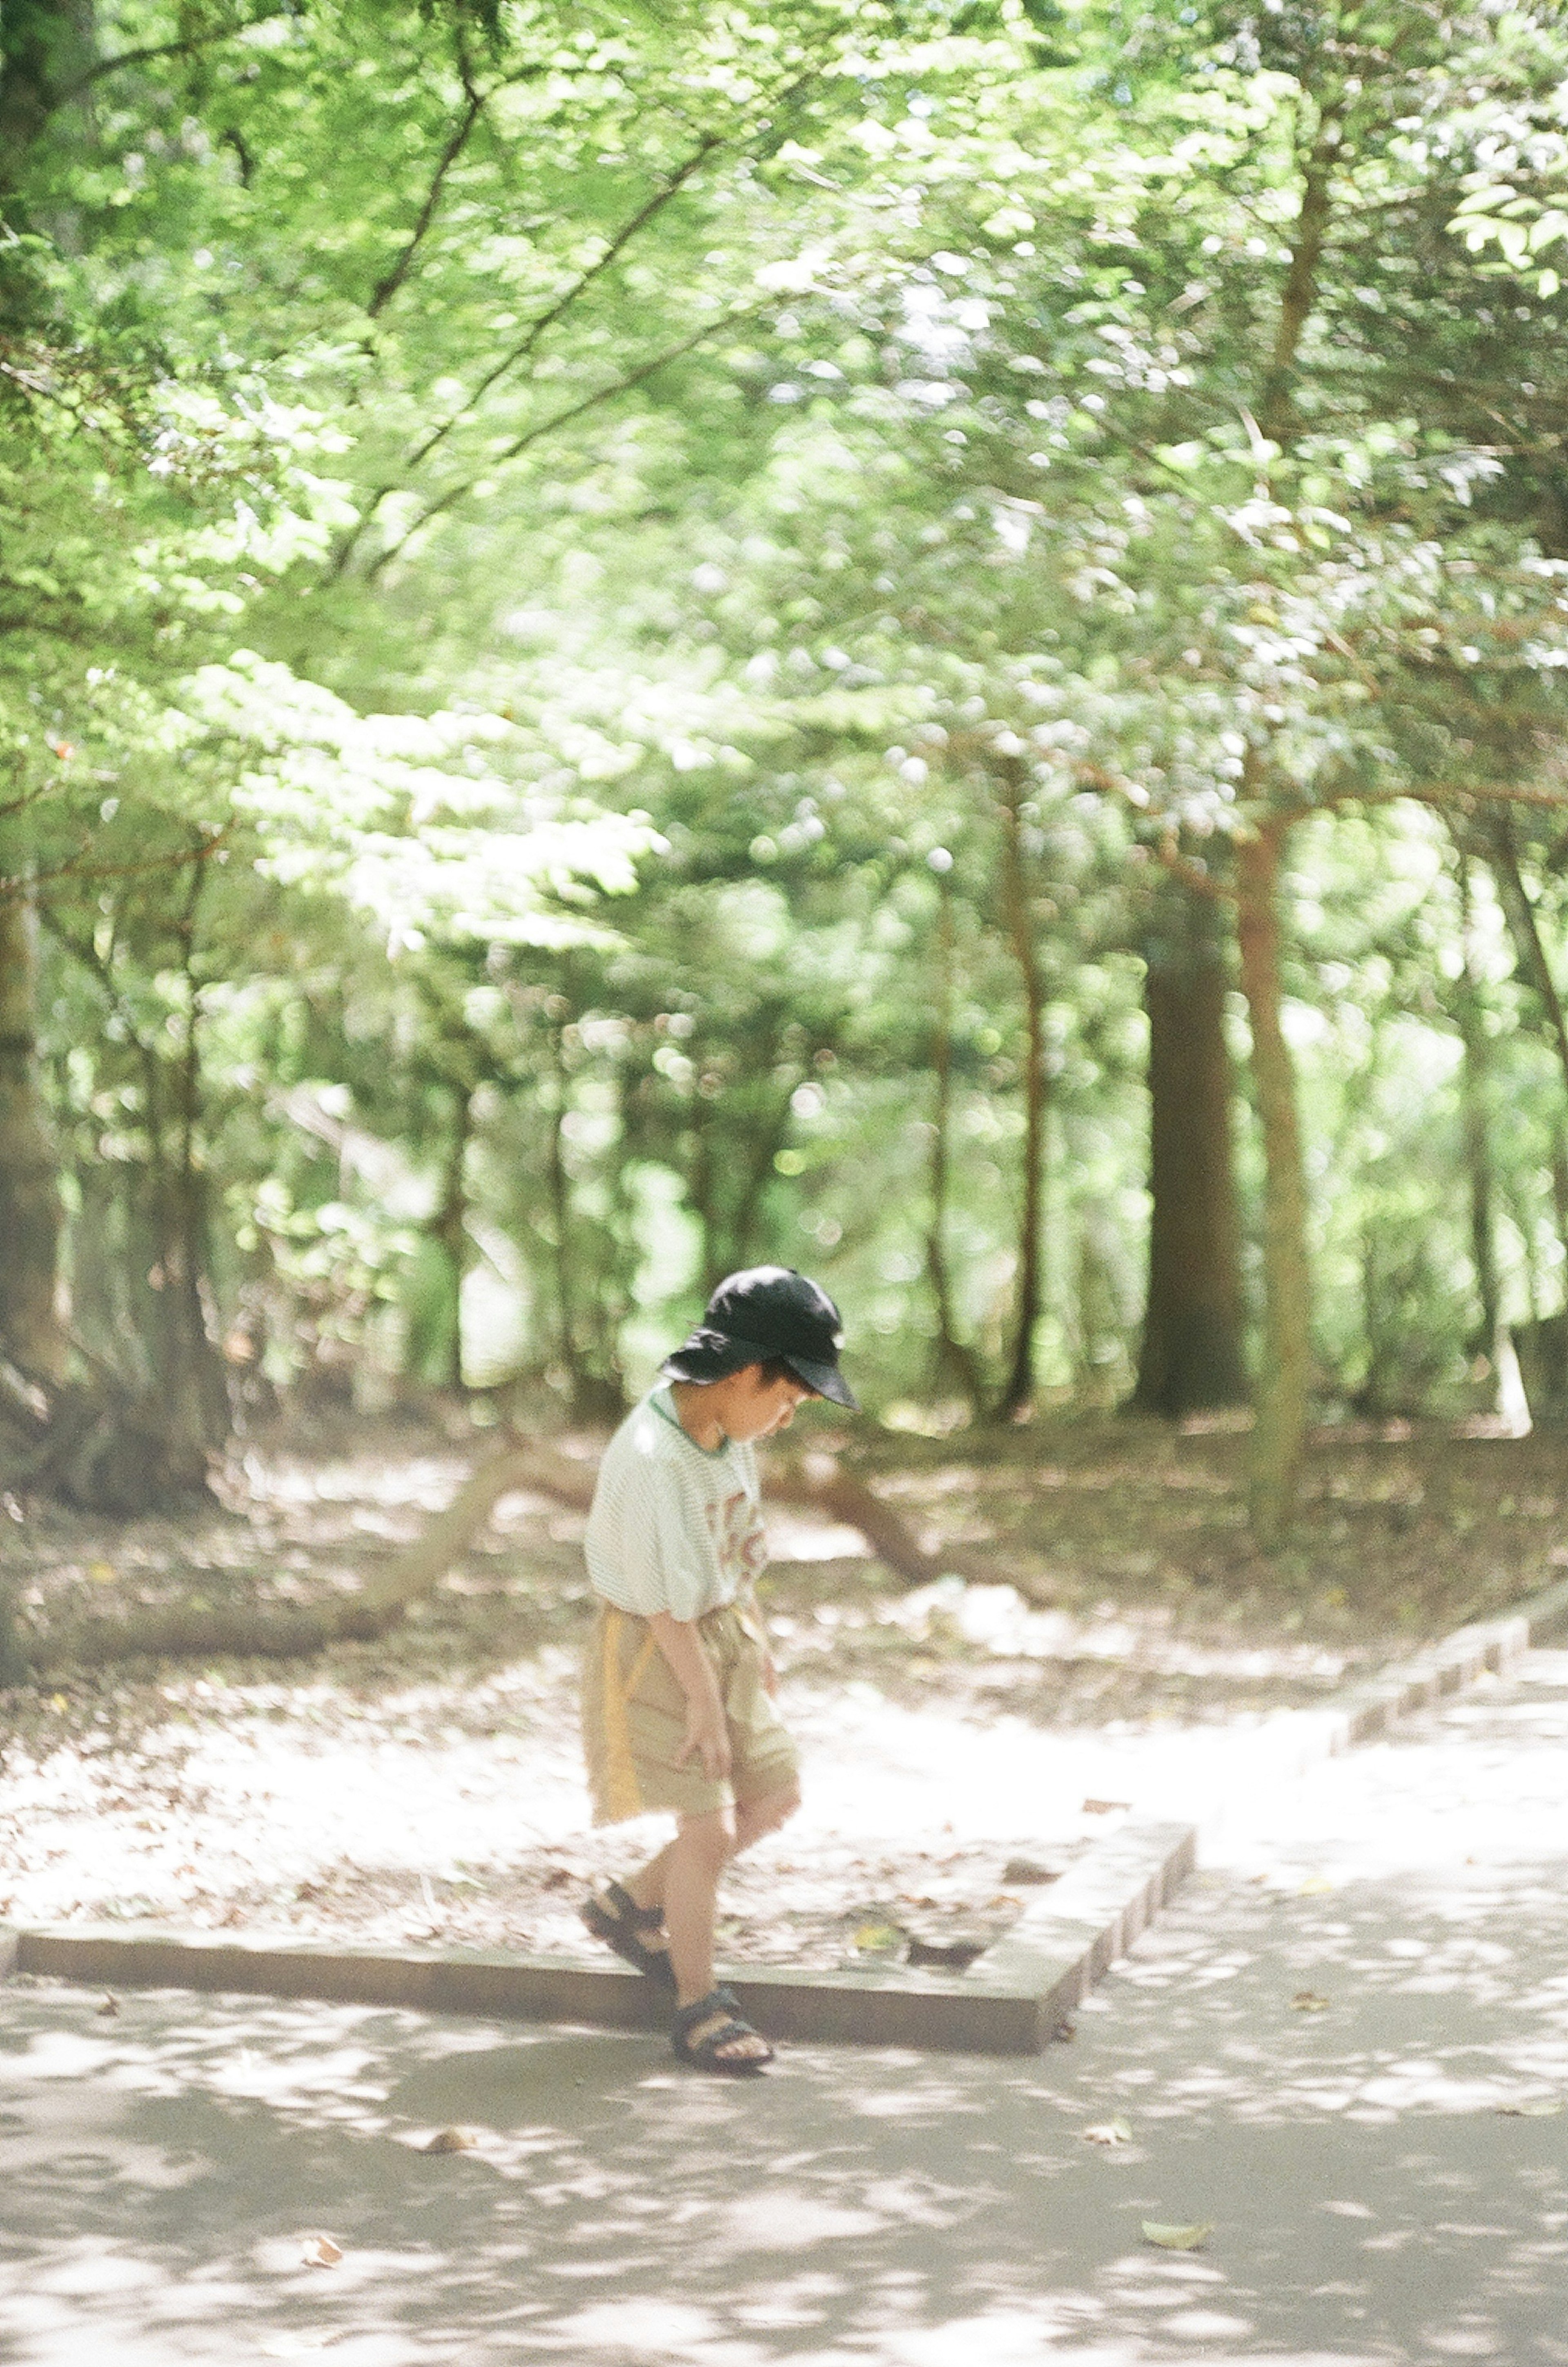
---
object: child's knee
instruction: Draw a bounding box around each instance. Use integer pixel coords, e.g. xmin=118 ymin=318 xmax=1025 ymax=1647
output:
xmin=678 ymin=1808 xmax=736 ymax=1870
xmin=748 ymin=1781 xmax=801 ymax=1836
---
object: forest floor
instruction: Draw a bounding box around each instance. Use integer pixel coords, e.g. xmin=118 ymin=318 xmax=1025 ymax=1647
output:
xmin=0 ymin=1404 xmax=1561 ymax=1974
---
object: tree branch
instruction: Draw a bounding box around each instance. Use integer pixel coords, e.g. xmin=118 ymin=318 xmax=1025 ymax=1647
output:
xmin=402 ymin=134 xmax=724 ymax=471
xmin=364 ymin=305 xmax=759 ymax=575
xmin=1258 ymin=97 xmax=1343 ymax=448
xmin=367 ymin=84 xmax=490 ymax=319
xmin=54 ymin=10 xmax=292 ymax=103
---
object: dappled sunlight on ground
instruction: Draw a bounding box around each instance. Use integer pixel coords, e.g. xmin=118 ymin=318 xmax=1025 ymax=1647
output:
xmin=4 ymin=1409 xmax=1566 ymax=1985
xmin=6 ymin=1654 xmax=1568 ymax=2360
xmin=0 ymin=1417 xmax=1403 ymax=1967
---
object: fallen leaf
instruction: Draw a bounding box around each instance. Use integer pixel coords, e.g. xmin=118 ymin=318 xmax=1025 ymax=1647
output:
xmin=853 ymin=1921 xmax=904 ymax=1955
xmin=1291 ymin=1991 xmax=1330 ymax=2013
xmin=1143 ymin=2221 xmax=1212 ymax=2251
xmin=1497 ymin=2098 xmax=1563 ymax=2117
xmin=299 ymin=2235 xmax=343 ymax=2269
xmin=422 ymin=2126 xmax=479 ymax=2153
xmin=96 ymin=1994 xmax=120 ymax=2018
xmin=1082 ymin=2118 xmax=1132 ymax=2146
xmin=1002 ymin=1857 xmax=1061 ymax=1886
xmin=87 ymin=1561 xmax=116 ymax=1585
xmin=49 ymin=1694 xmax=68 ymax=1712
xmin=1082 ymin=1799 xmax=1130 ymax=1816
xmin=1297 ymin=1876 xmax=1334 ymax=1895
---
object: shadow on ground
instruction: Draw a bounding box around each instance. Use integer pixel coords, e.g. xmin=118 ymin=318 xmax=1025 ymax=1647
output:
xmin=5 ymin=1662 xmax=1568 ymax=2363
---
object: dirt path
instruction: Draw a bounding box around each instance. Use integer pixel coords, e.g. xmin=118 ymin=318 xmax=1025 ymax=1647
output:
xmin=5 ymin=1651 xmax=1568 ymax=2363
xmin=4 ymin=1412 xmax=1548 ymax=1970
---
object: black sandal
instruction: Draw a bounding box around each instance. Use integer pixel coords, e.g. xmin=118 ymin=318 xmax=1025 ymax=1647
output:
xmin=580 ymin=1881 xmax=676 ymax=1990
xmin=671 ymin=1984 xmax=774 ymax=2076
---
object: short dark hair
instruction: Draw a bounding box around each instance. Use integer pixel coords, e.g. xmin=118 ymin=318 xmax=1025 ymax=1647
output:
xmin=757 ymin=1357 xmax=820 ymax=1395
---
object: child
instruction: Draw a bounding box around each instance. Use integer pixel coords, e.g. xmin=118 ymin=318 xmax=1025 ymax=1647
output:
xmin=578 ymin=1264 xmax=857 ymax=2074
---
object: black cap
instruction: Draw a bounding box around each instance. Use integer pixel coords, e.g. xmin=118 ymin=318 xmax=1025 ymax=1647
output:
xmin=661 ymin=1266 xmax=858 ymax=1410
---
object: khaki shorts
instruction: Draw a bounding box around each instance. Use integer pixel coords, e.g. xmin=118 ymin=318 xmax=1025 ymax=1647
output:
xmin=581 ymin=1601 xmax=800 ymax=1827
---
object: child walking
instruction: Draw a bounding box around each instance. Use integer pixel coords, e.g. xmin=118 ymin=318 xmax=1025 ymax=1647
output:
xmin=578 ymin=1265 xmax=857 ymax=2074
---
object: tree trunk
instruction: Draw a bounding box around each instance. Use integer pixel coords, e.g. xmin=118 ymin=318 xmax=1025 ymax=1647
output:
xmin=0 ymin=895 xmax=67 ymax=1382
xmin=0 ymin=0 xmax=91 ymax=201
xmin=433 ymin=1083 xmax=472 ymax=1393
xmin=1454 ymin=853 xmax=1501 ymax=1360
xmin=1131 ymin=878 xmax=1247 ymax=1415
xmin=1479 ymin=811 xmax=1568 ymax=1289
xmin=997 ymin=764 xmax=1048 ymax=1420
xmin=546 ymin=1019 xmax=577 ymax=1373
xmin=151 ymin=863 xmax=230 ymax=1454
xmin=927 ymin=865 xmax=983 ymax=1406
xmin=1234 ymin=821 xmax=1310 ymax=1549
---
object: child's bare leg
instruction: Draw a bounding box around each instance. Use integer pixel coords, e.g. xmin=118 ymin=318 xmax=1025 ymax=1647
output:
xmin=662 ymin=1807 xmax=734 ymax=2006
xmin=733 ymin=1779 xmax=801 ymax=1854
xmin=624 ymin=1776 xmax=800 ymax=1921
xmin=654 ymin=1787 xmax=802 ymax=2066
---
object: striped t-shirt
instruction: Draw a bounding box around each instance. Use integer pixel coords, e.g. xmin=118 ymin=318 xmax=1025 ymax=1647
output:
xmin=584 ymin=1386 xmax=767 ymax=1623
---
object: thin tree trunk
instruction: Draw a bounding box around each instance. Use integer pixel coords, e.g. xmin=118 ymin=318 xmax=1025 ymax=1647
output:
xmin=162 ymin=857 xmax=229 ymax=1450
xmin=687 ymin=1101 xmax=719 ymax=1289
xmin=0 ymin=894 xmax=67 ymax=1382
xmin=1481 ymin=811 xmax=1568 ymax=1287
xmin=0 ymin=1 xmax=91 ymax=201
xmin=434 ymin=1083 xmax=472 ymax=1393
xmin=1234 ymin=820 xmax=1310 ymax=1549
xmin=1132 ymin=879 xmax=1247 ymax=1415
xmin=545 ymin=1018 xmax=577 ymax=1370
xmin=927 ymin=866 xmax=982 ymax=1406
xmin=998 ymin=764 xmax=1048 ymax=1420
xmin=728 ymin=1094 xmax=794 ymax=1271
xmin=1454 ymin=854 xmax=1501 ymax=1360
xmin=1256 ymin=105 xmax=1341 ymax=447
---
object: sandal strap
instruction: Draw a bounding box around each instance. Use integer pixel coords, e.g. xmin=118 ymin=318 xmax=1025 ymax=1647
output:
xmin=604 ymin=1880 xmax=664 ymax=1930
xmin=672 ymin=1985 xmax=744 ymax=2041
xmin=672 ymin=1985 xmax=773 ymax=2069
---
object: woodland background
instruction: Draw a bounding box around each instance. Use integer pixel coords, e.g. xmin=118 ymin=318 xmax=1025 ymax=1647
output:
xmin=7 ymin=0 xmax=1568 ymax=1699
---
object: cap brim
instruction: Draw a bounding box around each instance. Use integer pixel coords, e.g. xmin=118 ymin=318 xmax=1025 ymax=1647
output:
xmin=784 ymin=1354 xmax=859 ymax=1411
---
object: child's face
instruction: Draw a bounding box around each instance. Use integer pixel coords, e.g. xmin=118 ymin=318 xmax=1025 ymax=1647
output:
xmin=724 ymin=1368 xmax=813 ymax=1442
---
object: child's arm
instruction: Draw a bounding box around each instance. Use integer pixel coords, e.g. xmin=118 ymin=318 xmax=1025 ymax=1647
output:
xmin=648 ymin=1612 xmax=731 ymax=1781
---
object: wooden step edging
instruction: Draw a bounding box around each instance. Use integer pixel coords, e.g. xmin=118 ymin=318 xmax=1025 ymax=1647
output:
xmin=1215 ymin=1569 xmax=1568 ymax=1803
xmin=0 ymin=1816 xmax=1196 ymax=2058
xmin=7 ymin=1574 xmax=1566 ymax=2056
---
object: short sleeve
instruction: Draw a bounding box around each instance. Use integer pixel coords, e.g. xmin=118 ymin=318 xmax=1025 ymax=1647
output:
xmin=585 ymin=1438 xmax=712 ymax=1621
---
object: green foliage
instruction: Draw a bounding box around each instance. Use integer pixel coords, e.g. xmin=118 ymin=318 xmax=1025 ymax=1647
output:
xmin=7 ymin=0 xmax=1568 ymax=1452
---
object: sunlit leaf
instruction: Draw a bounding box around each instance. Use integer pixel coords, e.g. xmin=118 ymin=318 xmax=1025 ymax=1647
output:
xmin=1143 ymin=2221 xmax=1212 ymax=2251
xmin=853 ymin=1921 xmax=904 ymax=1954
xmin=299 ymin=2234 xmax=343 ymax=2269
